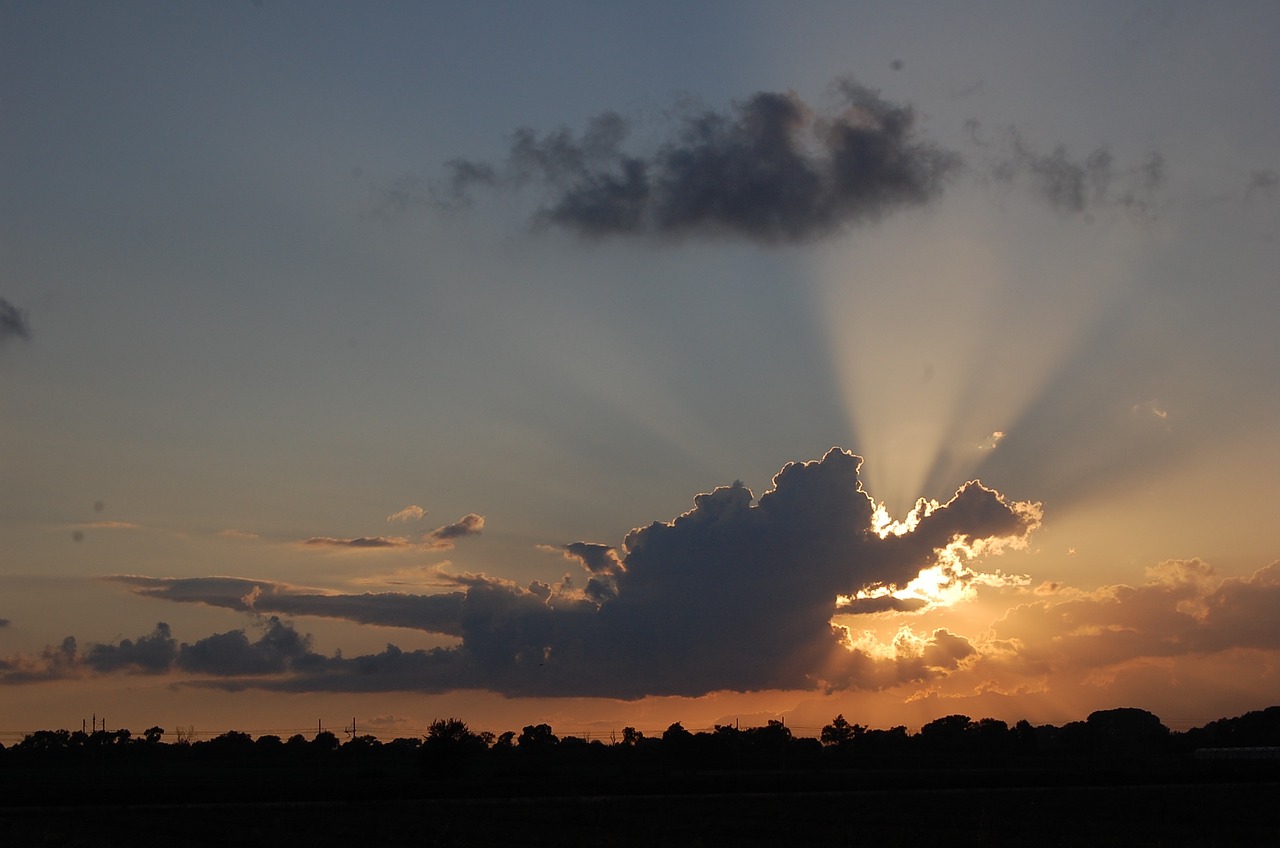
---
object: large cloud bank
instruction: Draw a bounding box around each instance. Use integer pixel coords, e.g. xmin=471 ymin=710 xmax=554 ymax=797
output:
xmin=10 ymin=450 xmax=1280 ymax=705
xmin=69 ymin=448 xmax=1042 ymax=698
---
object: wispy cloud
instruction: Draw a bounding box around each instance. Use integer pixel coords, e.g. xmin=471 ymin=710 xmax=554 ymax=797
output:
xmin=82 ymin=521 xmax=143 ymax=531
xmin=386 ymin=505 xmax=426 ymax=523
xmin=301 ymin=536 xmax=414 ymax=550
xmin=969 ymin=122 xmax=1166 ymax=218
xmin=295 ymin=512 xmax=482 ymax=552
xmin=108 ymin=575 xmax=466 ymax=635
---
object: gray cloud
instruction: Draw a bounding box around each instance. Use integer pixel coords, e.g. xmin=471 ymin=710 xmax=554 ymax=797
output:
xmin=112 ymin=449 xmax=1040 ymax=699
xmin=435 ymin=81 xmax=959 ymax=243
xmin=0 ymin=298 xmax=32 ymax=345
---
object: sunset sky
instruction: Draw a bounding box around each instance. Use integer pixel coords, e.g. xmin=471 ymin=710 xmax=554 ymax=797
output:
xmin=3 ymin=1 xmax=1279 ymax=743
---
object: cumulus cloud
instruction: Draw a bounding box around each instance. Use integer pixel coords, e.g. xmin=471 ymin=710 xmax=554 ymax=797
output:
xmin=432 ymin=80 xmax=959 ymax=243
xmin=84 ymin=622 xmax=178 ymax=673
xmin=0 ymin=297 xmax=32 ymax=346
xmin=177 ymin=617 xmax=317 ymax=676
xmin=6 ymin=618 xmax=325 ymax=680
xmin=108 ymin=449 xmax=1041 ymax=698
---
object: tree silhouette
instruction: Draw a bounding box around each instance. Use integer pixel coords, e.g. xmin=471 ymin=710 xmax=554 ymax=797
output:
xmin=821 ymin=714 xmax=865 ymax=749
xmin=1086 ymin=707 xmax=1169 ymax=760
xmin=423 ymin=717 xmax=487 ymax=773
xmin=311 ymin=730 xmax=340 ymax=751
xmin=517 ymin=723 xmax=559 ymax=751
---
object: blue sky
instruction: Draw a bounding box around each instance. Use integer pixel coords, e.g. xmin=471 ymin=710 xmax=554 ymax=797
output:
xmin=2 ymin=1 xmax=1279 ymax=739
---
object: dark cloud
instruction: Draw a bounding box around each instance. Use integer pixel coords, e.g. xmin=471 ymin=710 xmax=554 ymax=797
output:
xmin=838 ymin=595 xmax=928 ymax=615
xmin=114 ymin=449 xmax=1041 ymax=699
xmin=436 ymin=81 xmax=959 ymax=243
xmin=177 ymin=617 xmax=317 ymax=676
xmin=0 ymin=618 xmax=10 ymax=627
xmin=10 ymin=618 xmax=323 ymax=680
xmin=0 ymin=298 xmax=32 ymax=345
xmin=84 ymin=622 xmax=178 ymax=673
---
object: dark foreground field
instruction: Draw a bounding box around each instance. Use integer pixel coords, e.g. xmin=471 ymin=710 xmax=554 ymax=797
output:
xmin=3 ymin=780 xmax=1277 ymax=848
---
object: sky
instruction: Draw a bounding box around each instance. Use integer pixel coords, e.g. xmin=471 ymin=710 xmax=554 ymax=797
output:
xmin=3 ymin=0 xmax=1279 ymax=742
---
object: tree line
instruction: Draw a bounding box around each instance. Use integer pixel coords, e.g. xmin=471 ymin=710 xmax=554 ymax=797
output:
xmin=4 ymin=705 xmax=1278 ymax=774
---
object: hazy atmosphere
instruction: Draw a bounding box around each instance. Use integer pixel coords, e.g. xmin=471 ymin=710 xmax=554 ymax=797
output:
xmin=3 ymin=1 xmax=1279 ymax=742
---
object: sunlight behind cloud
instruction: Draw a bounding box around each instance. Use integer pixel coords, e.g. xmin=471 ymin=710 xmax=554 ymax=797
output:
xmin=810 ymin=194 xmax=1143 ymax=513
